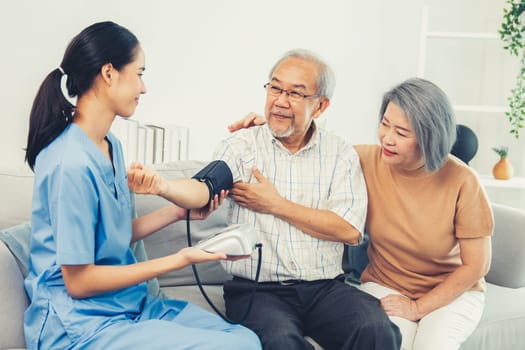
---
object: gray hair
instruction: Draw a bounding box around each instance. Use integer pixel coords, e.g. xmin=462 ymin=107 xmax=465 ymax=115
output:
xmin=379 ymin=78 xmax=456 ymax=172
xmin=268 ymin=49 xmax=336 ymax=99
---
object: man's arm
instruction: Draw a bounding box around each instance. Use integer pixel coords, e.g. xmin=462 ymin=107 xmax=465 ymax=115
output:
xmin=230 ymin=167 xmax=362 ymax=245
xmin=128 ymin=163 xmax=210 ymax=208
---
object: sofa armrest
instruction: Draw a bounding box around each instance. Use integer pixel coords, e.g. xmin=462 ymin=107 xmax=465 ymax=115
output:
xmin=485 ymin=203 xmax=525 ymax=288
xmin=0 ymin=241 xmax=28 ymax=349
xmin=0 ymin=167 xmax=34 ymax=230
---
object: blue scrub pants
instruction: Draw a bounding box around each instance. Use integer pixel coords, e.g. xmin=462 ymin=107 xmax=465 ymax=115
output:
xmin=39 ymin=297 xmax=261 ymax=350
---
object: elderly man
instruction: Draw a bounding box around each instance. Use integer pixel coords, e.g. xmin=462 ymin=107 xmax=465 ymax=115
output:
xmin=214 ymin=49 xmax=401 ymax=350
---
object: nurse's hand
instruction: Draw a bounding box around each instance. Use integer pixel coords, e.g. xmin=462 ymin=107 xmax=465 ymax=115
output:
xmin=178 ymin=246 xmax=228 ymax=264
xmin=127 ymin=162 xmax=168 ymax=195
xmin=174 ymin=190 xmax=229 ymax=221
xmin=178 ymin=247 xmax=249 ymax=265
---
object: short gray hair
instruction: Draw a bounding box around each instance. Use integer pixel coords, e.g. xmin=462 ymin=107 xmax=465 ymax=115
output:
xmin=379 ymin=78 xmax=456 ymax=172
xmin=269 ymin=49 xmax=336 ymax=99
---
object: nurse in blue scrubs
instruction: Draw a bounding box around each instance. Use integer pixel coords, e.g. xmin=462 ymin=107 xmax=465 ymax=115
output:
xmin=23 ymin=21 xmax=261 ymax=350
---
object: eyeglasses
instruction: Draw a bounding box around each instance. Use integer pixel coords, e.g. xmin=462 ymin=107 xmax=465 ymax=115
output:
xmin=264 ymin=83 xmax=319 ymax=102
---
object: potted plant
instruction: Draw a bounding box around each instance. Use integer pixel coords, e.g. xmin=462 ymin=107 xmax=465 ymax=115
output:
xmin=499 ymin=0 xmax=525 ymax=138
xmin=492 ymin=146 xmax=514 ymax=179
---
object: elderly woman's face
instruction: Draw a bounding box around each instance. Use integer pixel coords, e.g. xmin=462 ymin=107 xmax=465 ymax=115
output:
xmin=378 ymin=102 xmax=423 ymax=171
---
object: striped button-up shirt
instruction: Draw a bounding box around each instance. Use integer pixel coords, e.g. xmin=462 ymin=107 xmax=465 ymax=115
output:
xmin=214 ymin=124 xmax=367 ymax=282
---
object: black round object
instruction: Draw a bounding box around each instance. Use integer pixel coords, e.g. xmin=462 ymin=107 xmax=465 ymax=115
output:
xmin=451 ymin=124 xmax=478 ymax=165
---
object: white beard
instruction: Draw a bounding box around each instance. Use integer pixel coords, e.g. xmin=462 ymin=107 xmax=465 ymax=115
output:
xmin=268 ymin=122 xmax=295 ymax=138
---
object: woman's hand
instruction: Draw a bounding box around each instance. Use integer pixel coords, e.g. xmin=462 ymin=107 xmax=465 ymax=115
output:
xmin=127 ymin=162 xmax=167 ymax=195
xmin=380 ymin=294 xmax=422 ymax=321
xmin=227 ymin=112 xmax=266 ymax=133
xmin=178 ymin=246 xmax=251 ymax=266
xmin=174 ymin=190 xmax=229 ymax=221
xmin=178 ymin=246 xmax=228 ymax=264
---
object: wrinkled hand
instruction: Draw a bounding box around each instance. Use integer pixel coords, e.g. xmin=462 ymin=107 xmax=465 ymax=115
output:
xmin=127 ymin=162 xmax=167 ymax=195
xmin=229 ymin=167 xmax=281 ymax=214
xmin=227 ymin=112 xmax=266 ymax=133
xmin=380 ymin=294 xmax=421 ymax=321
xmin=175 ymin=190 xmax=229 ymax=221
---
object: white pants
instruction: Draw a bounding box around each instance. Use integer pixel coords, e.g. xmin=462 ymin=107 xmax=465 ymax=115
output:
xmin=356 ymin=282 xmax=484 ymax=350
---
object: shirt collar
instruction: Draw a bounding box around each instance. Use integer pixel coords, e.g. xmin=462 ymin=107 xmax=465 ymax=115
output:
xmin=268 ymin=121 xmax=320 ymax=155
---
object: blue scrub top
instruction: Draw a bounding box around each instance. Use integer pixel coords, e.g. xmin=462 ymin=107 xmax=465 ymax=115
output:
xmin=24 ymin=123 xmax=148 ymax=345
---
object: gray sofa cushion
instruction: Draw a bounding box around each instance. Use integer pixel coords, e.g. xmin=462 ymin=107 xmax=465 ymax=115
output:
xmin=0 ymin=241 xmax=28 ymax=349
xmin=0 ymin=221 xmax=162 ymax=298
xmin=0 ymin=222 xmax=31 ymax=277
xmin=162 ymin=285 xmax=225 ymax=312
xmin=0 ymin=168 xmax=33 ymax=230
xmin=486 ymin=203 xmax=525 ymax=288
xmin=460 ymin=283 xmax=525 ymax=350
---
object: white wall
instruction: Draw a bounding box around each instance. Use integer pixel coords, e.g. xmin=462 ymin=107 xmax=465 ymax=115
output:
xmin=1 ymin=1 xmax=520 ymax=185
xmin=0 ymin=0 xmax=424 ymax=168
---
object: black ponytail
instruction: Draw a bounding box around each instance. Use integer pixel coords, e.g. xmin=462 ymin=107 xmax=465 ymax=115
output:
xmin=24 ymin=21 xmax=139 ymax=171
xmin=25 ymin=69 xmax=75 ymax=170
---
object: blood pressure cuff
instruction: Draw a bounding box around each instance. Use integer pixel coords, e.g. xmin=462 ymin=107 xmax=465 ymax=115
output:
xmin=192 ymin=160 xmax=234 ymax=202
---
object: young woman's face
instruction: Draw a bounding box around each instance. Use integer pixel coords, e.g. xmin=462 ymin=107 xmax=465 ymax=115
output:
xmin=111 ymin=46 xmax=146 ymax=118
xmin=378 ymin=101 xmax=423 ymax=171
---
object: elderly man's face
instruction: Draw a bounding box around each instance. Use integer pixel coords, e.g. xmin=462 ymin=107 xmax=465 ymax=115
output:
xmin=264 ymin=57 xmax=328 ymax=151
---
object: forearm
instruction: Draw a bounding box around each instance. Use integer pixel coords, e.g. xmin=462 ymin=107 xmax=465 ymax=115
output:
xmin=272 ymin=198 xmax=362 ymax=244
xmin=128 ymin=165 xmax=211 ymax=208
xmin=414 ymin=264 xmax=486 ymax=319
xmin=415 ymin=237 xmax=492 ymax=319
xmin=62 ymin=254 xmax=187 ymax=299
xmin=159 ymin=178 xmax=210 ymax=209
xmin=131 ymin=204 xmax=182 ymax=243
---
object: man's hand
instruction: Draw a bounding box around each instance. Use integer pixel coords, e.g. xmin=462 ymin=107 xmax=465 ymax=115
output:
xmin=227 ymin=112 xmax=266 ymax=133
xmin=229 ymin=167 xmax=281 ymax=214
xmin=127 ymin=162 xmax=167 ymax=195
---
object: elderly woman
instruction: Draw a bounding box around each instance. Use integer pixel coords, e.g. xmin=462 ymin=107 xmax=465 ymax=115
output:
xmin=353 ymin=78 xmax=493 ymax=350
xmin=230 ymin=77 xmax=493 ymax=350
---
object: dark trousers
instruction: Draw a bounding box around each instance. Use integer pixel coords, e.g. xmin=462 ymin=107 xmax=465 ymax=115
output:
xmin=224 ymin=276 xmax=401 ymax=350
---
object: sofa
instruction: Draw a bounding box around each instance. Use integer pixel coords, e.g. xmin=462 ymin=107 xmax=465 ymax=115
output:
xmin=1 ymin=160 xmax=525 ymax=350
